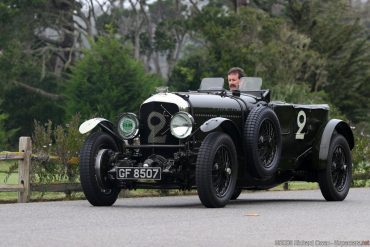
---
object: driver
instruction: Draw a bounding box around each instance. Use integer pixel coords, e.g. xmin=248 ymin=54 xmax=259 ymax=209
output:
xmin=227 ymin=67 xmax=246 ymax=91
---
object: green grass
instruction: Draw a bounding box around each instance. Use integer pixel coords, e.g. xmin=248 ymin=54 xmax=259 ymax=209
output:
xmin=0 ymin=160 xmax=20 ymax=203
xmin=272 ymin=182 xmax=319 ymax=191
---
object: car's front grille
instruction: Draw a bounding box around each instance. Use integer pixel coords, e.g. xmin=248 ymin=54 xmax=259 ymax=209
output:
xmin=139 ymin=102 xmax=179 ymax=145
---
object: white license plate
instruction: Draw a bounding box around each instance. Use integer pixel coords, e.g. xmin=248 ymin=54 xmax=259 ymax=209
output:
xmin=116 ymin=167 xmax=161 ymax=180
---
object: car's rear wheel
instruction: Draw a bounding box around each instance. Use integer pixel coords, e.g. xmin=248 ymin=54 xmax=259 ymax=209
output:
xmin=80 ymin=132 xmax=120 ymax=206
xmin=196 ymin=132 xmax=238 ymax=208
xmin=231 ymin=188 xmax=242 ymax=200
xmin=244 ymin=106 xmax=282 ymax=179
xmin=318 ymin=134 xmax=352 ymax=201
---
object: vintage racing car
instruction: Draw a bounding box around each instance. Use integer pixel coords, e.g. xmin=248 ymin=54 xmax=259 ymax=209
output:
xmin=78 ymin=77 xmax=354 ymax=208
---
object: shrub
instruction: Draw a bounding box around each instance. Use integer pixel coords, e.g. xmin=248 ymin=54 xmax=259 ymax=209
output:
xmin=31 ymin=114 xmax=84 ymax=185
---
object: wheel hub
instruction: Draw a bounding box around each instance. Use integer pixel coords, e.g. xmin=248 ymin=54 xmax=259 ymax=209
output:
xmin=212 ymin=146 xmax=232 ymax=198
xmin=331 ymin=146 xmax=348 ymax=192
xmin=95 ymin=149 xmax=114 ymax=192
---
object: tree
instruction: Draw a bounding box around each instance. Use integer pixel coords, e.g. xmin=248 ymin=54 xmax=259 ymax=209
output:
xmin=0 ymin=0 xmax=108 ymax=145
xmin=65 ymin=36 xmax=163 ymax=120
xmin=286 ymin=0 xmax=370 ymax=123
xmin=0 ymin=42 xmax=65 ymax=145
xmin=0 ymin=103 xmax=17 ymax=149
xmin=0 ymin=113 xmax=10 ymax=149
xmin=96 ymin=0 xmax=194 ymax=79
xmin=170 ymin=6 xmax=324 ymax=96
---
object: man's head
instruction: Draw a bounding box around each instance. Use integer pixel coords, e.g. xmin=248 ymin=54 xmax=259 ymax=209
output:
xmin=227 ymin=67 xmax=246 ymax=91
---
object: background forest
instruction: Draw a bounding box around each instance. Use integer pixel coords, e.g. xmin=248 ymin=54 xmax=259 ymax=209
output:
xmin=0 ymin=0 xmax=369 ymax=180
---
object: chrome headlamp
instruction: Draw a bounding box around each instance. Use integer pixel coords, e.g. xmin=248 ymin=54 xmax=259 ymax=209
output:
xmin=170 ymin=112 xmax=194 ymax=139
xmin=117 ymin=113 xmax=139 ymax=140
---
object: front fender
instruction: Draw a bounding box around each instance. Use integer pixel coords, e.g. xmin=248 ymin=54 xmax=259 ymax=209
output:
xmin=79 ymin=118 xmax=124 ymax=149
xmin=200 ymin=117 xmax=242 ymax=154
xmin=200 ymin=117 xmax=229 ymax=133
xmin=79 ymin=118 xmax=112 ymax=134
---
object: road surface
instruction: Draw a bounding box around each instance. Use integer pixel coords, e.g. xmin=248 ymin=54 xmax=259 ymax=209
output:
xmin=0 ymin=188 xmax=369 ymax=247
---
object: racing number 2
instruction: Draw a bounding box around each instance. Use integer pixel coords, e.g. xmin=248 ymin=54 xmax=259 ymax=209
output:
xmin=295 ymin=110 xmax=306 ymax=140
xmin=147 ymin=112 xmax=167 ymax=143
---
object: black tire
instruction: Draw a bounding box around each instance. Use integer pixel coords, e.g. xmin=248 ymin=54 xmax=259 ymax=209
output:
xmin=318 ymin=134 xmax=352 ymax=201
xmin=80 ymin=132 xmax=120 ymax=206
xmin=244 ymin=106 xmax=282 ymax=179
xmin=231 ymin=188 xmax=242 ymax=200
xmin=196 ymin=132 xmax=238 ymax=208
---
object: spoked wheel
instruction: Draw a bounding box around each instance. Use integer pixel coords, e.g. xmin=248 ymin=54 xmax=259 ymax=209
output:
xmin=318 ymin=134 xmax=352 ymax=201
xmin=196 ymin=132 xmax=238 ymax=208
xmin=244 ymin=106 xmax=282 ymax=179
xmin=258 ymin=119 xmax=278 ymax=170
xmin=80 ymin=132 xmax=120 ymax=206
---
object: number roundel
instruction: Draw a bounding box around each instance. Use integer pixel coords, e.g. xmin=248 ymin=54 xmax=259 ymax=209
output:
xmin=296 ymin=110 xmax=306 ymax=140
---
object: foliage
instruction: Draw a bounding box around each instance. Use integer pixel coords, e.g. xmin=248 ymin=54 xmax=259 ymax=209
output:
xmin=0 ymin=43 xmax=65 ymax=146
xmin=31 ymin=114 xmax=84 ymax=185
xmin=65 ymin=36 xmax=163 ymax=120
xmin=352 ymin=126 xmax=370 ymax=187
xmin=0 ymin=0 xmax=47 ymax=48
xmin=96 ymin=0 xmax=192 ymax=78
xmin=0 ymin=0 xmax=86 ymax=147
xmin=170 ymin=6 xmax=323 ymax=91
xmin=286 ymin=0 xmax=370 ymax=124
xmin=0 ymin=112 xmax=17 ymax=150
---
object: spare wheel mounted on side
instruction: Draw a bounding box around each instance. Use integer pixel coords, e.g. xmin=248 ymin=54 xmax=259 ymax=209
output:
xmin=244 ymin=106 xmax=282 ymax=179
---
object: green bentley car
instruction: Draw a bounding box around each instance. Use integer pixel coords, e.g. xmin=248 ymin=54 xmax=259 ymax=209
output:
xmin=78 ymin=77 xmax=354 ymax=208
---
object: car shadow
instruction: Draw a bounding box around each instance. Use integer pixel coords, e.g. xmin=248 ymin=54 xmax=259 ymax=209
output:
xmin=229 ymin=198 xmax=325 ymax=205
xmin=110 ymin=197 xmax=326 ymax=209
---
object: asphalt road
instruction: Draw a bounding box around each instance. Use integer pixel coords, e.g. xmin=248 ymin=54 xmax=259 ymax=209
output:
xmin=0 ymin=188 xmax=369 ymax=247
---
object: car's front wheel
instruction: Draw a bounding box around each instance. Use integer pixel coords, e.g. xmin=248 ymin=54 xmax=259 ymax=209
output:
xmin=318 ymin=134 xmax=352 ymax=201
xmin=196 ymin=132 xmax=238 ymax=208
xmin=80 ymin=132 xmax=120 ymax=206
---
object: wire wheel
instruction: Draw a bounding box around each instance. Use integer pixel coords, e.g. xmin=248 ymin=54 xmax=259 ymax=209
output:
xmin=319 ymin=134 xmax=352 ymax=201
xmin=80 ymin=132 xmax=120 ymax=206
xmin=244 ymin=106 xmax=282 ymax=178
xmin=212 ymin=146 xmax=233 ymax=198
xmin=331 ymin=146 xmax=348 ymax=192
xmin=196 ymin=132 xmax=238 ymax=208
xmin=257 ymin=119 xmax=278 ymax=169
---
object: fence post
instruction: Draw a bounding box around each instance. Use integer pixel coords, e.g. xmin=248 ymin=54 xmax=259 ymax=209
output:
xmin=18 ymin=137 xmax=31 ymax=203
xmin=283 ymin=182 xmax=289 ymax=191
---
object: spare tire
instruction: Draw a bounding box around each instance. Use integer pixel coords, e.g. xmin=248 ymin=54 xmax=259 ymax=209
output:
xmin=244 ymin=106 xmax=282 ymax=179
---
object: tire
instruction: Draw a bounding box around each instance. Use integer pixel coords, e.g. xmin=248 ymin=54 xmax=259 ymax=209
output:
xmin=80 ymin=132 xmax=120 ymax=206
xmin=196 ymin=132 xmax=238 ymax=208
xmin=244 ymin=106 xmax=282 ymax=179
xmin=231 ymin=188 xmax=242 ymax=200
xmin=318 ymin=134 xmax=352 ymax=201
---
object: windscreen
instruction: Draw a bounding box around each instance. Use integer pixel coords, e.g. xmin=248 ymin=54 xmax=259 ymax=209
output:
xmin=239 ymin=77 xmax=262 ymax=91
xmin=199 ymin=77 xmax=225 ymax=90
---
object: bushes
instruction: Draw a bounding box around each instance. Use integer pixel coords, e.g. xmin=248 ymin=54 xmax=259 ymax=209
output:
xmin=31 ymin=114 xmax=84 ymax=185
xmin=65 ymin=36 xmax=163 ymax=121
xmin=352 ymin=128 xmax=370 ymax=187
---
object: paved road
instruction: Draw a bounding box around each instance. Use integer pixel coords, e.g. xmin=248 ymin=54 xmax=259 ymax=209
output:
xmin=0 ymin=188 xmax=369 ymax=247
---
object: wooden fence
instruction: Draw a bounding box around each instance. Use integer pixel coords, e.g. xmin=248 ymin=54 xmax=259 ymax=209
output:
xmin=0 ymin=137 xmax=81 ymax=203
